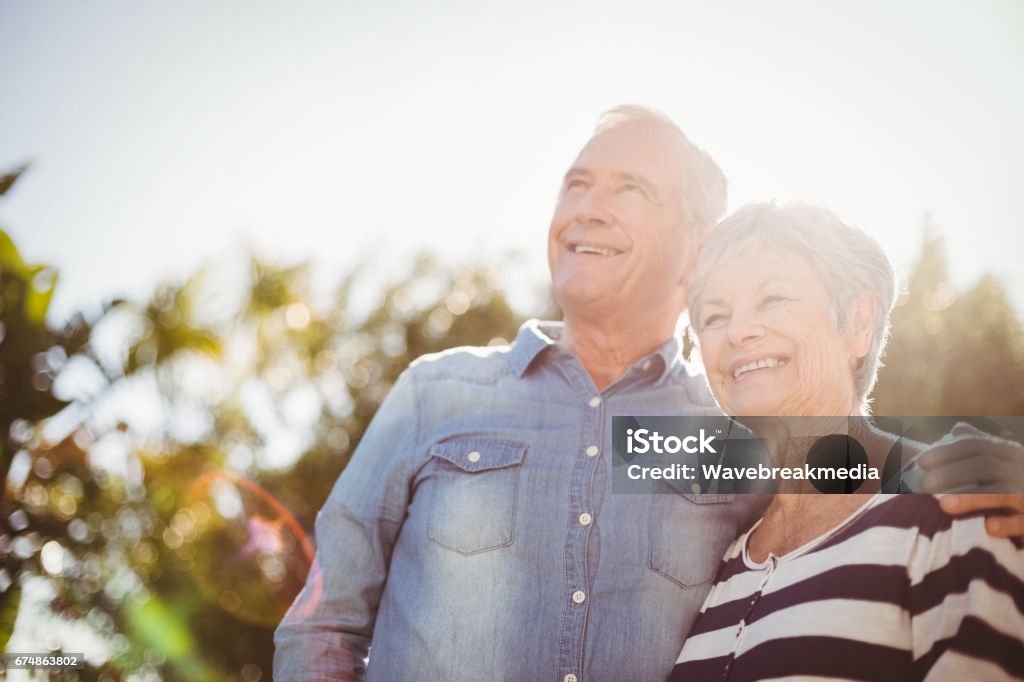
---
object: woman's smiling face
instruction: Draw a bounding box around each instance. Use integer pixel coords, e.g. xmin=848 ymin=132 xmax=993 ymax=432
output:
xmin=694 ymin=247 xmax=867 ymax=417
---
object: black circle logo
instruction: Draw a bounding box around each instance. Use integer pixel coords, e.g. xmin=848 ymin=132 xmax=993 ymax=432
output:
xmin=805 ymin=435 xmax=868 ymax=494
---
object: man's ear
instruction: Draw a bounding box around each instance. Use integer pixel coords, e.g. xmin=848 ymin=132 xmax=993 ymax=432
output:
xmin=846 ymin=293 xmax=877 ymax=359
xmin=678 ymin=231 xmax=706 ymax=288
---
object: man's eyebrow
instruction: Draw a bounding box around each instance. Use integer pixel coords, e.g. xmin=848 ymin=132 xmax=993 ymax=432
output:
xmin=701 ymin=297 xmax=728 ymax=309
xmin=563 ymin=167 xmax=592 ymax=180
xmin=614 ymin=172 xmax=658 ymax=198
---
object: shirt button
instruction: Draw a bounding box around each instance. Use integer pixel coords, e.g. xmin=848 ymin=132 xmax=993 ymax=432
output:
xmin=588 ymin=396 xmax=601 ymax=408
xmin=691 ymin=482 xmax=702 ymax=494
xmin=572 ymin=590 xmax=586 ymax=604
xmin=564 ymin=675 xmax=578 ymax=682
xmin=642 ymin=359 xmax=652 ymax=371
xmin=585 ymin=445 xmax=599 ymax=457
xmin=467 ymin=451 xmax=481 ymax=463
xmin=578 ymin=512 xmax=592 ymax=526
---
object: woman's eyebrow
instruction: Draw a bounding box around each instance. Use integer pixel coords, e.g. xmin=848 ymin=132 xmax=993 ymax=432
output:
xmin=757 ymin=279 xmax=793 ymax=291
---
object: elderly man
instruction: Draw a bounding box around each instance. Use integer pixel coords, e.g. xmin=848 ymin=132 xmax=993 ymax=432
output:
xmin=274 ymin=106 xmax=1024 ymax=681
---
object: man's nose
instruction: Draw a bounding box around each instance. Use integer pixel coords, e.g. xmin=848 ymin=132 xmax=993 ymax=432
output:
xmin=573 ymin=185 xmax=614 ymax=226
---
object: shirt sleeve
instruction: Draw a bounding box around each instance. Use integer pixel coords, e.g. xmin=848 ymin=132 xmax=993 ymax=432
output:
xmin=908 ymin=513 xmax=1024 ymax=681
xmin=273 ymin=369 xmax=422 ymax=682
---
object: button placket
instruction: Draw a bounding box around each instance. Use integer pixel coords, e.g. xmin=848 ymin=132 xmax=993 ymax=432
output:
xmin=557 ymin=379 xmax=602 ymax=682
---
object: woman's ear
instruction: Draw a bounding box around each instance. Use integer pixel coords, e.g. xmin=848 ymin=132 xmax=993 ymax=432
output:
xmin=846 ymin=293 xmax=877 ymax=359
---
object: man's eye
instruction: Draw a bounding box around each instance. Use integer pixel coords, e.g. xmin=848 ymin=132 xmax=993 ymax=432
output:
xmin=620 ymin=183 xmax=644 ymax=195
xmin=760 ymin=295 xmax=788 ymax=307
xmin=565 ymin=179 xmax=588 ymax=191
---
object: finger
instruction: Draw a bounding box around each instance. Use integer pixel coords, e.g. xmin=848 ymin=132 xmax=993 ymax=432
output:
xmin=918 ymin=456 xmax=1018 ymax=493
xmin=915 ymin=438 xmax=982 ymax=470
xmin=939 ymin=493 xmax=1024 ymax=515
xmin=950 ymin=422 xmax=987 ymax=438
xmin=916 ymin=436 xmax=1024 ymax=471
xmin=985 ymin=514 xmax=1024 ymax=540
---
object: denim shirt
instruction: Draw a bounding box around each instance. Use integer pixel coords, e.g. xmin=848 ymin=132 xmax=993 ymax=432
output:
xmin=274 ymin=320 xmax=765 ymax=681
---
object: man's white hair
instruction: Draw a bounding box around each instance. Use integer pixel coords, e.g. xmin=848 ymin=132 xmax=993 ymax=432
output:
xmin=594 ymin=105 xmax=727 ymax=234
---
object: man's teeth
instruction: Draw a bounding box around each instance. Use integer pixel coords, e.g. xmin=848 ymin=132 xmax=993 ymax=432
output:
xmin=573 ymin=245 xmax=618 ymax=256
xmin=734 ymin=357 xmax=788 ymax=379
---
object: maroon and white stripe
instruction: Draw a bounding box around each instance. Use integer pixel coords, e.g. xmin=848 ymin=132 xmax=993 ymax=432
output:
xmin=671 ymin=494 xmax=1024 ymax=681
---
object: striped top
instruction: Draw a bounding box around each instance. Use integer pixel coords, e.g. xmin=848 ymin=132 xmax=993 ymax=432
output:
xmin=671 ymin=494 xmax=1024 ymax=681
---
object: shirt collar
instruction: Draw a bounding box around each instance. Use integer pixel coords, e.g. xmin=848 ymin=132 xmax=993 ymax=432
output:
xmin=509 ymin=319 xmax=684 ymax=383
xmin=649 ymin=334 xmax=683 ymax=384
xmin=508 ymin=319 xmax=561 ymax=377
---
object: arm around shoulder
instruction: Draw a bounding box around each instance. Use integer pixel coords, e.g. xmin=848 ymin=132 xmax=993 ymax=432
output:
xmin=273 ymin=369 xmax=422 ymax=681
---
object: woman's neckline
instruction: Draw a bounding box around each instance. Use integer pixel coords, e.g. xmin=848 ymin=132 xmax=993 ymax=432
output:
xmin=742 ymin=493 xmax=888 ymax=568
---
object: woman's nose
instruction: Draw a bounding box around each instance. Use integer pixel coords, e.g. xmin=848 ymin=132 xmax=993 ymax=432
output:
xmin=726 ymin=310 xmax=765 ymax=346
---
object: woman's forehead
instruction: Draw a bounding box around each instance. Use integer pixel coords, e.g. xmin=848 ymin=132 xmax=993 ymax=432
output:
xmin=699 ymin=247 xmax=819 ymax=292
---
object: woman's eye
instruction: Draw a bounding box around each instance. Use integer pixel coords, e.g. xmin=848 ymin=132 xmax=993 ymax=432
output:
xmin=702 ymin=313 xmax=726 ymax=328
xmin=760 ymin=295 xmax=788 ymax=307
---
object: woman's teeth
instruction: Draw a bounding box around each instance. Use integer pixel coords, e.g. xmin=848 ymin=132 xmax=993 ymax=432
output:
xmin=734 ymin=357 xmax=788 ymax=379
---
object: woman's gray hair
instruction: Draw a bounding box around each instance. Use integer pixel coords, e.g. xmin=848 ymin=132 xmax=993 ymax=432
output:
xmin=688 ymin=201 xmax=897 ymax=409
xmin=594 ymin=105 xmax=727 ymax=234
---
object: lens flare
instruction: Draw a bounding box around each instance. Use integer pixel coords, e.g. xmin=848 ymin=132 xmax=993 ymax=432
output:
xmin=186 ymin=472 xmax=319 ymax=627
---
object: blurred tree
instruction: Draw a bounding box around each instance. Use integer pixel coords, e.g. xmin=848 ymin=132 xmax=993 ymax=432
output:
xmin=872 ymin=231 xmax=950 ymax=415
xmin=4 ymin=225 xmax=528 ymax=678
xmin=0 ymin=166 xmax=66 ymax=483
xmin=938 ymin=275 xmax=1024 ymax=415
xmin=872 ymin=230 xmax=1024 ymax=415
xmin=0 ymin=166 xmax=97 ymax=655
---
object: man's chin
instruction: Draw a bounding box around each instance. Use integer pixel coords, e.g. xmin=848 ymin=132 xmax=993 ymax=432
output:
xmin=554 ymin=275 xmax=614 ymax=300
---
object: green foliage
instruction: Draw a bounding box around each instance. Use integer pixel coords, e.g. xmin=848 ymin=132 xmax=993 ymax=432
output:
xmin=124 ymin=278 xmax=222 ymax=375
xmin=0 ymin=166 xmax=90 ymax=653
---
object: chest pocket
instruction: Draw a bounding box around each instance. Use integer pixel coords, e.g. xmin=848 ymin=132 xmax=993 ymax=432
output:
xmin=649 ymin=492 xmax=738 ymax=589
xmin=426 ymin=438 xmax=527 ymax=556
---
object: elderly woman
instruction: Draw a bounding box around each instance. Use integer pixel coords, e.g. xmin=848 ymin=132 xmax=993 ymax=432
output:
xmin=669 ymin=203 xmax=1024 ymax=681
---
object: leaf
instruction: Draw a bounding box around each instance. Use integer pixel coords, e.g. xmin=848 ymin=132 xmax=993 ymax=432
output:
xmin=0 ymin=586 xmax=20 ymax=651
xmin=0 ymin=164 xmax=29 ymax=199
xmin=125 ymin=592 xmax=212 ymax=680
xmin=0 ymin=230 xmax=30 ymax=277
xmin=25 ymin=266 xmax=57 ymax=325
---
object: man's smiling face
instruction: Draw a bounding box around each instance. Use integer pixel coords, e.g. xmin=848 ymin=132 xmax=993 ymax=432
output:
xmin=548 ymin=123 xmax=697 ymax=322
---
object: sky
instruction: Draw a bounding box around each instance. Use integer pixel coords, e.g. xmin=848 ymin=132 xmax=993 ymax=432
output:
xmin=1 ymin=0 xmax=1023 ymax=325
